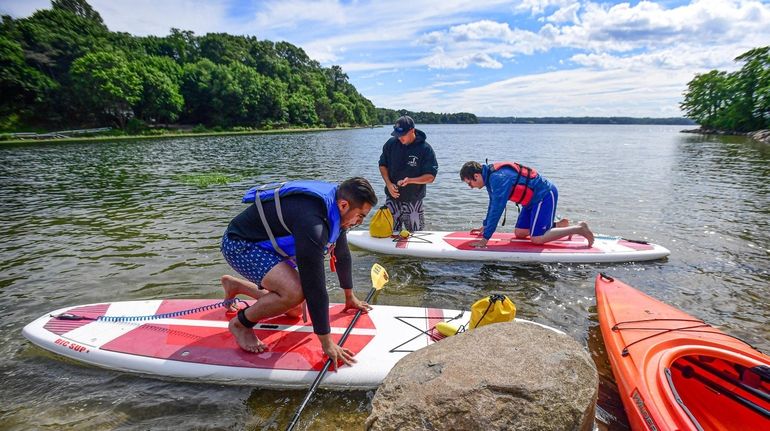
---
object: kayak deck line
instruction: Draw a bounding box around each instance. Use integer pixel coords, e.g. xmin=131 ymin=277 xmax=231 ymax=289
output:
xmin=611 ymin=317 xmax=761 ymax=357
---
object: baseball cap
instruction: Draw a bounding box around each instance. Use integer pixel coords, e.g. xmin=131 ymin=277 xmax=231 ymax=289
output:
xmin=391 ymin=116 xmax=415 ymax=137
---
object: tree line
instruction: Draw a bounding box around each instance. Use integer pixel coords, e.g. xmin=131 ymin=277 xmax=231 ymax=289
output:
xmin=0 ymin=0 xmax=381 ymax=132
xmin=477 ymin=117 xmax=693 ymax=125
xmin=680 ymin=46 xmax=769 ymax=133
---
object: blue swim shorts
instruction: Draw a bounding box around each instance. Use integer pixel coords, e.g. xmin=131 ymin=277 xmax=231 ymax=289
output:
xmin=221 ymin=232 xmax=285 ymax=286
xmin=515 ymin=185 xmax=559 ymax=237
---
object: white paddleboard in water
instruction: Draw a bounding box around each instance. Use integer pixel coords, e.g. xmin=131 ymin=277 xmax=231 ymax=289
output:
xmin=348 ymin=230 xmax=669 ymax=263
xmin=23 ymin=299 xmax=560 ymax=389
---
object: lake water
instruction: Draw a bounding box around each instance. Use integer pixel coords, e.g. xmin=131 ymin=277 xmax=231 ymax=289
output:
xmin=1 ymin=124 xmax=768 ymax=430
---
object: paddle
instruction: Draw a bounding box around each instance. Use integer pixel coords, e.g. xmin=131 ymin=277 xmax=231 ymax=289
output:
xmin=285 ymin=263 xmax=389 ymax=431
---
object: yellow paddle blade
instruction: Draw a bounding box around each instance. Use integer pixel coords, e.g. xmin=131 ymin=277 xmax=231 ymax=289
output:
xmin=370 ymin=263 xmax=389 ymax=290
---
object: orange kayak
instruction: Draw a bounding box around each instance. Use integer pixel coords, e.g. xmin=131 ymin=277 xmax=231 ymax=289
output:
xmin=595 ymin=273 xmax=770 ymax=431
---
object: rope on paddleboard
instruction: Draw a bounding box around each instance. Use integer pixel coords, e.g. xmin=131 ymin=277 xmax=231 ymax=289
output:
xmin=392 ymin=232 xmax=433 ymax=244
xmin=389 ymin=311 xmax=465 ymax=353
xmin=52 ymin=298 xmax=246 ymax=322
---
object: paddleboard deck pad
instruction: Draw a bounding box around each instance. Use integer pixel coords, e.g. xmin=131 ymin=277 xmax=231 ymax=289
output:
xmin=23 ymin=299 xmax=559 ymax=389
xmin=348 ymin=231 xmax=669 ymax=263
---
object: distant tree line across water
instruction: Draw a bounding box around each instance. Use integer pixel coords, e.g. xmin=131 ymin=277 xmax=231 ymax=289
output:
xmin=680 ymin=46 xmax=769 ymax=133
xmin=477 ymin=117 xmax=695 ymax=125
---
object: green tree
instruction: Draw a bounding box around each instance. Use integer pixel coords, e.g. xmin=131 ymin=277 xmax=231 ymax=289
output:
xmin=132 ymin=57 xmax=184 ymax=123
xmin=0 ymin=31 xmax=57 ymax=124
xmin=52 ymin=0 xmax=104 ymax=23
xmin=199 ymin=33 xmax=250 ymax=65
xmin=731 ymin=47 xmax=770 ymax=131
xmin=287 ymin=90 xmax=319 ymax=126
xmin=70 ymin=50 xmax=141 ymax=128
xmin=680 ymin=70 xmax=730 ymax=129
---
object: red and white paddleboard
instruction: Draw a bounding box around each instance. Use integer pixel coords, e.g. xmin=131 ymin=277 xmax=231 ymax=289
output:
xmin=348 ymin=230 xmax=669 ymax=263
xmin=23 ymin=299 xmax=561 ymax=389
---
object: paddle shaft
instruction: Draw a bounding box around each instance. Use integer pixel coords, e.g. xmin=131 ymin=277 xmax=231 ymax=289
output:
xmin=285 ymin=287 xmax=378 ymax=431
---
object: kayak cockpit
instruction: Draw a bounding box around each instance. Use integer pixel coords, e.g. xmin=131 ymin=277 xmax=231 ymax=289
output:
xmin=665 ymin=355 xmax=770 ymax=430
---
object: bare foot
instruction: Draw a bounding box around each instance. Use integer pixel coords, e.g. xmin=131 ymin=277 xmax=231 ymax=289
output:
xmin=229 ymin=317 xmax=267 ymax=353
xmin=221 ymin=275 xmax=268 ymax=312
xmin=578 ymin=221 xmax=595 ymax=247
xmin=555 ymin=218 xmax=570 ymax=228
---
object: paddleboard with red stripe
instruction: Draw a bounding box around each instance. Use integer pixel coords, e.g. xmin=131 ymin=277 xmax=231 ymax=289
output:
xmin=348 ymin=230 xmax=669 ymax=263
xmin=23 ymin=299 xmax=560 ymax=389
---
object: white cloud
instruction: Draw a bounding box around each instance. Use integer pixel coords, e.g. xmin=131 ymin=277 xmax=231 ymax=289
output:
xmin=4 ymin=0 xmax=770 ymax=116
xmin=546 ymin=3 xmax=581 ymax=23
xmin=390 ymin=66 xmax=694 ymax=117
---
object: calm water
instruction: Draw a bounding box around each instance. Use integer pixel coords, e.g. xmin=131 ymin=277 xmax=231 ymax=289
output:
xmin=1 ymin=124 xmax=768 ymax=430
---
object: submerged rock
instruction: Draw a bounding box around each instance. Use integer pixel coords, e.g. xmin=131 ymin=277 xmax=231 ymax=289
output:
xmin=366 ymin=320 xmax=598 ymax=431
xmin=748 ymin=129 xmax=770 ymax=144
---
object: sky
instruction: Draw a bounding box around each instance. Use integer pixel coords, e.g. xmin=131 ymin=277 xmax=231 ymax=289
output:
xmin=2 ymin=0 xmax=770 ymax=117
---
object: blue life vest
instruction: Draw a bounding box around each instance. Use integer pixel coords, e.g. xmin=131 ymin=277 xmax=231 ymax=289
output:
xmin=242 ymin=180 xmax=341 ymax=257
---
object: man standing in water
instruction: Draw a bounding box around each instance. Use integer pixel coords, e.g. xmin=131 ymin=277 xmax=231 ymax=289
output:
xmin=459 ymin=161 xmax=594 ymax=247
xmin=220 ymin=177 xmax=377 ymax=368
xmin=378 ymin=115 xmax=438 ymax=231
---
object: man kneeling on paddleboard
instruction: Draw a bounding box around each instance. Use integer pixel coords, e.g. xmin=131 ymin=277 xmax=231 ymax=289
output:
xmin=220 ymin=177 xmax=377 ymax=367
xmin=459 ymin=161 xmax=594 ymax=248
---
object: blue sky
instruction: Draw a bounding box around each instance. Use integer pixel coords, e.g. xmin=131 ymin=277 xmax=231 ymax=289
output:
xmin=3 ymin=0 xmax=769 ymax=117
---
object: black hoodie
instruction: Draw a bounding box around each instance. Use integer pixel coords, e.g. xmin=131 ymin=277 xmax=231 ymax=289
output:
xmin=378 ymin=129 xmax=438 ymax=202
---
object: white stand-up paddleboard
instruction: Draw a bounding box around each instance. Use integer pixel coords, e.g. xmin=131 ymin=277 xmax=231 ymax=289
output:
xmin=23 ymin=299 xmax=561 ymax=389
xmin=348 ymin=231 xmax=669 ymax=263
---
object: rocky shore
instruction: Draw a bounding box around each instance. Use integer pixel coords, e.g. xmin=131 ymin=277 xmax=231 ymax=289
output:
xmin=682 ymin=127 xmax=770 ymax=144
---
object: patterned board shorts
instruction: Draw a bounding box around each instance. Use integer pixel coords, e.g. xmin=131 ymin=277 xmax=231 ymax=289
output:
xmin=385 ymin=197 xmax=425 ymax=231
xmin=220 ymin=233 xmax=286 ymax=286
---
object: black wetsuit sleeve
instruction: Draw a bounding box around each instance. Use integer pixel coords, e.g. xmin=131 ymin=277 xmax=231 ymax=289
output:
xmin=334 ymin=231 xmax=353 ymax=290
xmin=291 ymin=213 xmax=333 ymax=335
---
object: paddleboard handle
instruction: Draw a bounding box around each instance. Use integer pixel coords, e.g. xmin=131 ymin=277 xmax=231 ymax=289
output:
xmin=51 ymin=313 xmax=97 ymax=321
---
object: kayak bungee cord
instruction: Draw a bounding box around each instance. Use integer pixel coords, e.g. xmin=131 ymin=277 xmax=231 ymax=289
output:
xmin=598 ymin=272 xmax=762 ymax=355
xmin=51 ymin=298 xmax=246 ymax=322
xmin=613 ymin=321 xmax=761 ymax=356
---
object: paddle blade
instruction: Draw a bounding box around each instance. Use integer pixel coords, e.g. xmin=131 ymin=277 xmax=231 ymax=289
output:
xmin=370 ymin=263 xmax=389 ymax=290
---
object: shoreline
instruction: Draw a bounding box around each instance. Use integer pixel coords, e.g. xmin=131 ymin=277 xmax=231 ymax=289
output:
xmin=0 ymin=126 xmax=376 ymax=145
xmin=681 ymin=127 xmax=770 ymax=144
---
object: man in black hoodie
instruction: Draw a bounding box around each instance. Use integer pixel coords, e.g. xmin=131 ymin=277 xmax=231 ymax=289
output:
xmin=378 ymin=116 xmax=439 ymax=231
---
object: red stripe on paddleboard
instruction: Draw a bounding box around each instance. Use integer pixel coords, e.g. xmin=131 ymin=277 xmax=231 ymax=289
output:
xmin=101 ymin=323 xmax=373 ymax=371
xmin=425 ymin=308 xmax=445 ymax=344
xmin=43 ymin=304 xmax=110 ymax=335
xmin=393 ymin=235 xmax=409 ymax=249
xmin=100 ymin=304 xmax=375 ymax=370
xmin=444 ymin=231 xmax=599 ymax=253
xmin=154 ymin=301 xmax=376 ymax=330
xmin=618 ymin=240 xmax=654 ymax=251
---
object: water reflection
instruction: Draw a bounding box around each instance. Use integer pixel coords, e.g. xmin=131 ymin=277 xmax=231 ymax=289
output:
xmin=1 ymin=125 xmax=768 ymax=430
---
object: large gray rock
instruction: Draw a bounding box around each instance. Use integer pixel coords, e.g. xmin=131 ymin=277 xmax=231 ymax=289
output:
xmin=366 ymin=320 xmax=597 ymax=431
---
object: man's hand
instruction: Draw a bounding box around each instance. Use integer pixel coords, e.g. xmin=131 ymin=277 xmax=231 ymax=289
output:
xmin=469 ymin=238 xmax=489 ymax=248
xmin=387 ymin=182 xmax=400 ymax=198
xmin=319 ymin=334 xmax=357 ymax=371
xmin=470 ymin=227 xmax=484 ymax=236
xmin=396 ymin=177 xmax=410 ymax=187
xmin=343 ymin=294 xmax=373 ymax=313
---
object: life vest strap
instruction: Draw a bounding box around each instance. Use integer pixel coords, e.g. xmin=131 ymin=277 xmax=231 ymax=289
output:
xmin=254 ymin=182 xmax=292 ymax=258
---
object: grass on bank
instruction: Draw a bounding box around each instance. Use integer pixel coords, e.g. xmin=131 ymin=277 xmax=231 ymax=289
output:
xmin=0 ymin=123 xmax=379 ymax=145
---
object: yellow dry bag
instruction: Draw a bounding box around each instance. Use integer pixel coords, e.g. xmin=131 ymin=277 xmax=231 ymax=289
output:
xmin=369 ymin=205 xmax=394 ymax=238
xmin=469 ymin=294 xmax=516 ymax=329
